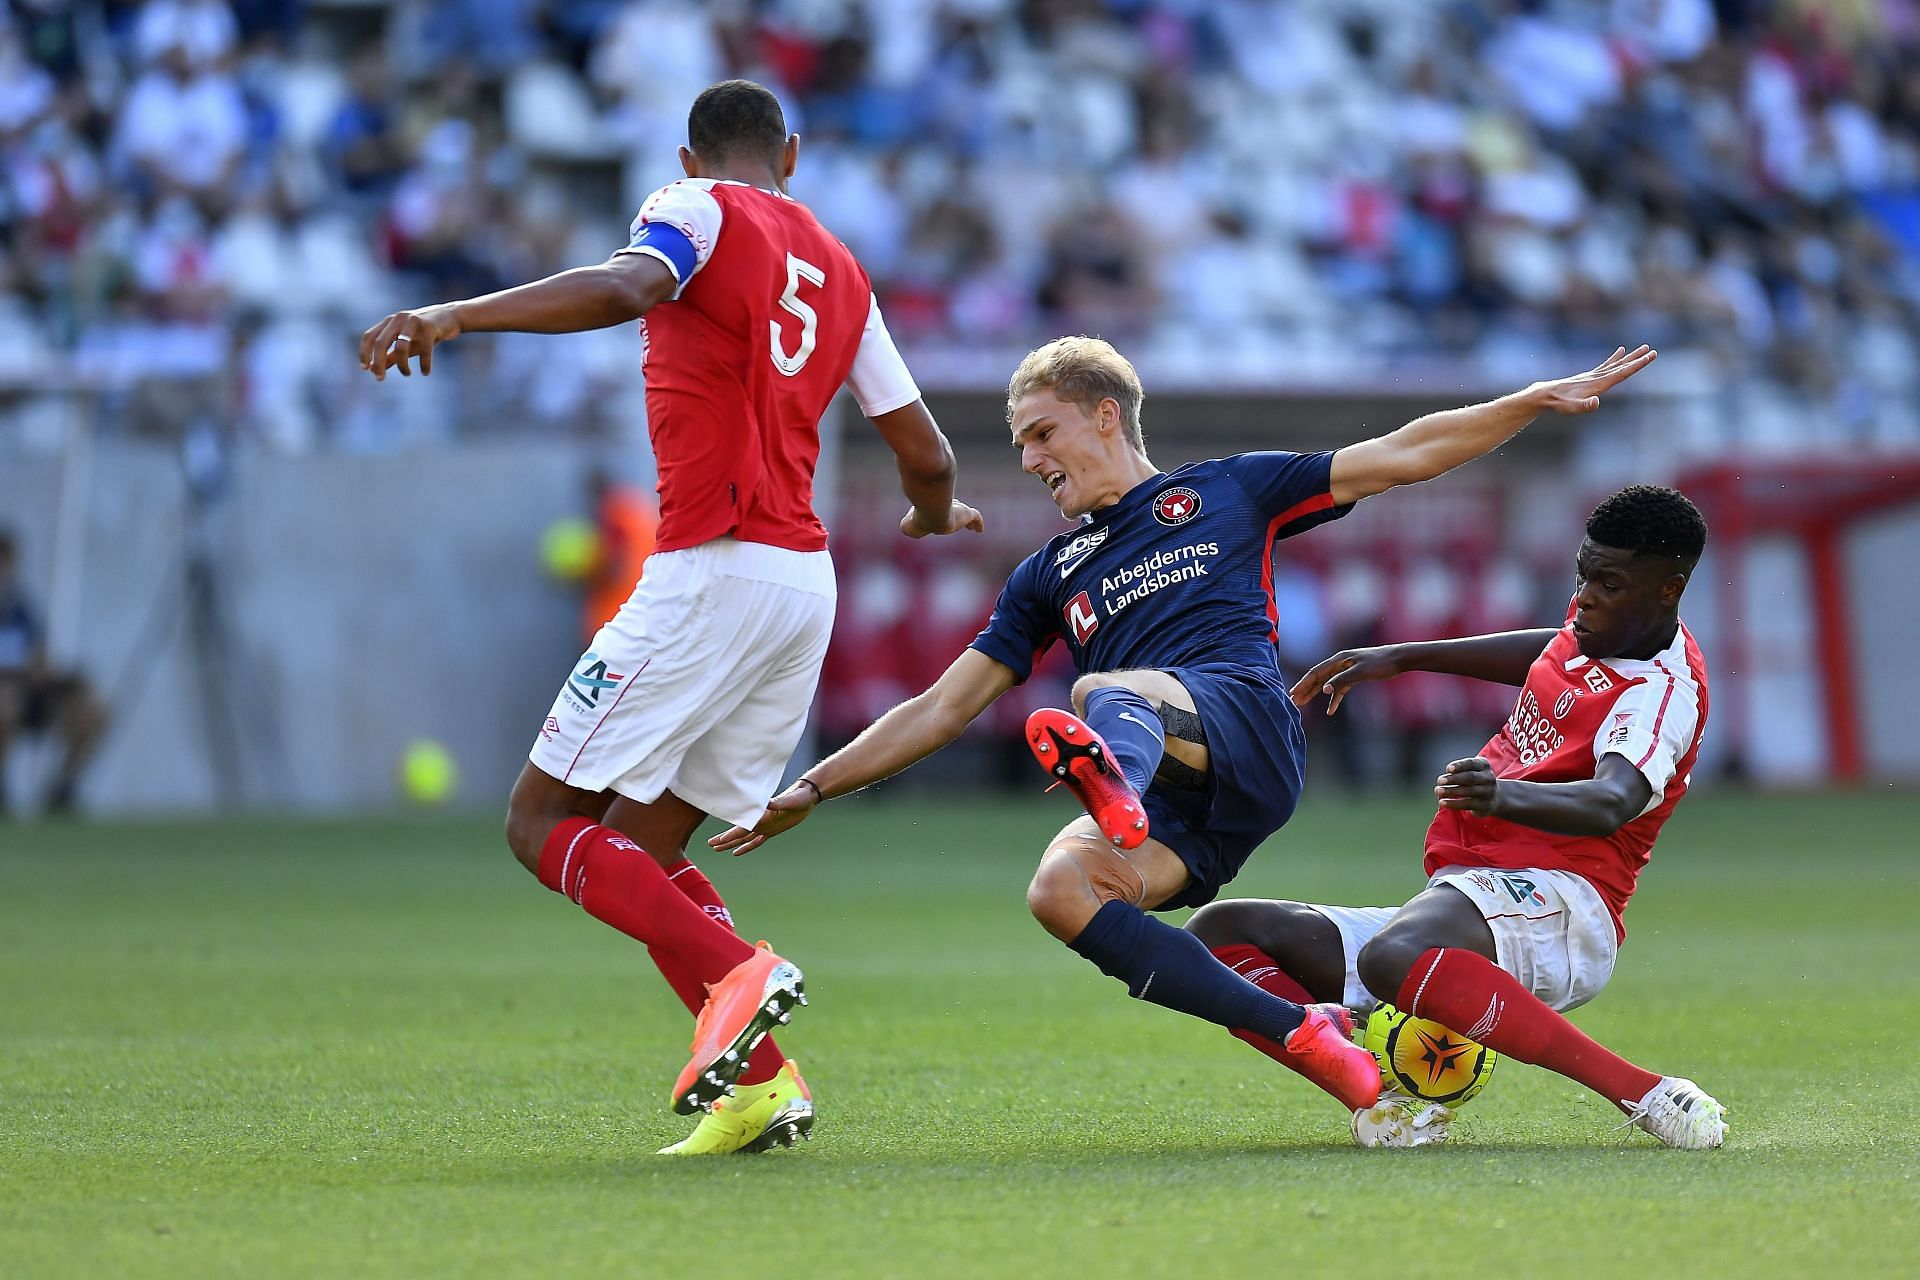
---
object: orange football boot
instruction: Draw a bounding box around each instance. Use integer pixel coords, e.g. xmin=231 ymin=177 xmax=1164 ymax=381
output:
xmin=1025 ymin=707 xmax=1149 ymax=849
xmin=1284 ymin=1004 xmax=1382 ymax=1112
xmin=671 ymin=942 xmax=806 ymax=1115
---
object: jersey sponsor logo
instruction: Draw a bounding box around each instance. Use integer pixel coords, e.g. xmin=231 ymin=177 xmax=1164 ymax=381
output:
xmin=1584 ymin=665 xmax=1615 ymax=693
xmin=1606 ymin=710 xmax=1634 ymax=747
xmin=1553 ymin=688 xmax=1577 ymax=720
xmin=565 ymin=651 xmax=626 ymax=709
xmin=1152 ymin=486 xmax=1202 ymax=526
xmin=1053 ymin=527 xmax=1109 ymax=579
xmin=1066 ymin=590 xmax=1099 ymax=643
xmin=1097 ymin=542 xmax=1220 ymax=617
xmin=1505 ymin=689 xmax=1566 ymax=766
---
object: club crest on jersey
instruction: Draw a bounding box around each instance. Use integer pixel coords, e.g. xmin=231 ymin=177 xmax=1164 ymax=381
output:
xmin=1152 ymin=486 xmax=1202 ymax=526
xmin=1053 ymin=527 xmax=1109 ymax=579
xmin=1553 ymin=689 xmax=1577 ymax=719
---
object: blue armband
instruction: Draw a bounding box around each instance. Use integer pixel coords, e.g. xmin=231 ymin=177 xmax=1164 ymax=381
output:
xmin=627 ymin=222 xmax=698 ymax=284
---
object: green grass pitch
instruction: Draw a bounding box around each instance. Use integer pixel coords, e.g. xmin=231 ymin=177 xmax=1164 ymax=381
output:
xmin=3 ymin=789 xmax=1916 ymax=1278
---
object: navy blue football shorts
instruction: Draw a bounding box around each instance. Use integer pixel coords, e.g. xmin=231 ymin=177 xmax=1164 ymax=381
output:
xmin=1142 ymin=662 xmax=1307 ymax=912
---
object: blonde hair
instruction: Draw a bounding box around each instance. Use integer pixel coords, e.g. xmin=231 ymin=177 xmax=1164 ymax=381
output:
xmin=1007 ymin=336 xmax=1146 ymax=450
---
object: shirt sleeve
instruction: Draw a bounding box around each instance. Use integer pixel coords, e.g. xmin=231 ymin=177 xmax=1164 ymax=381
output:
xmin=615 ymin=182 xmax=724 ymax=297
xmin=1594 ymin=670 xmax=1702 ymax=817
xmin=845 ymin=293 xmax=921 ymax=417
xmin=1217 ymin=450 xmax=1350 ymax=537
xmin=967 ymin=553 xmax=1059 ymax=684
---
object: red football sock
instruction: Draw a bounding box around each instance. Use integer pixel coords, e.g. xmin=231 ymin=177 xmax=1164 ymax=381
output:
xmin=1212 ymin=943 xmax=1353 ymax=1108
xmin=1398 ymin=947 xmax=1659 ymax=1110
xmin=537 ymin=817 xmax=757 ymax=989
xmin=659 ymin=858 xmax=784 ymax=1086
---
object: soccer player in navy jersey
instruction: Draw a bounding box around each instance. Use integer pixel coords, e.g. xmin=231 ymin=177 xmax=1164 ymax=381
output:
xmin=714 ymin=336 xmax=1656 ymax=1113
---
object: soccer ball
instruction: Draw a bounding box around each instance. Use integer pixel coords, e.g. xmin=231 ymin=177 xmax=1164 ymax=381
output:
xmin=1359 ymin=1002 xmax=1497 ymax=1106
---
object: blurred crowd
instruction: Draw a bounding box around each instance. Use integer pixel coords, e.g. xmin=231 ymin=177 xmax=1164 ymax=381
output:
xmin=2 ymin=0 xmax=1919 ymax=451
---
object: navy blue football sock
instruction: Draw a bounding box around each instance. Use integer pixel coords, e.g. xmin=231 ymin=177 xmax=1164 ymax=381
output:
xmin=1082 ymin=686 xmax=1166 ymax=797
xmin=1068 ymin=900 xmax=1307 ymax=1042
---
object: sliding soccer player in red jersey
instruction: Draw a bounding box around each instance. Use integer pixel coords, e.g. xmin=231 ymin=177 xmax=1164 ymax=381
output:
xmin=1188 ymin=485 xmax=1727 ymax=1149
xmin=359 ymin=80 xmax=982 ymax=1154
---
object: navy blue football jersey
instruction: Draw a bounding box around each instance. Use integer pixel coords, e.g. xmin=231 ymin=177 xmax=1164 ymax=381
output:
xmin=970 ymin=452 xmax=1349 ymax=681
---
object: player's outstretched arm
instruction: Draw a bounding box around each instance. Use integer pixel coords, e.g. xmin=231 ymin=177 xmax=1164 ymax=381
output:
xmin=1326 ymin=346 xmax=1657 ymax=505
xmin=359 ymin=253 xmax=678 ymax=381
xmin=1435 ymin=754 xmax=1652 ymax=836
xmin=709 ymin=649 xmax=1017 ymax=855
xmin=868 ymin=399 xmax=984 ymax=538
xmin=1290 ymin=629 xmax=1560 ymax=712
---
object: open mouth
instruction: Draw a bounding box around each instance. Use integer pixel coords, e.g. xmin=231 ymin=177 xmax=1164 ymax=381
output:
xmin=1045 ymin=471 xmax=1066 ymax=494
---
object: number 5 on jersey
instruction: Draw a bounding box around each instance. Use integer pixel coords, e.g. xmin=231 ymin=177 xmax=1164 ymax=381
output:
xmin=771 ymin=253 xmax=825 ymax=375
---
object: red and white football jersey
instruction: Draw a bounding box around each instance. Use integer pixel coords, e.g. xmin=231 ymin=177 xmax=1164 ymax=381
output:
xmin=618 ymin=179 xmax=919 ymax=554
xmin=1423 ymin=617 xmax=1709 ymax=941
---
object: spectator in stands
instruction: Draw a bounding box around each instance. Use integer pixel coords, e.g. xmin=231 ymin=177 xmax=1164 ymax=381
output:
xmin=0 ymin=530 xmax=108 ymax=817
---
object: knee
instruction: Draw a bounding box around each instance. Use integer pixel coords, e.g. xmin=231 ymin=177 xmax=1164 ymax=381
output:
xmin=1185 ymin=898 xmax=1267 ymax=949
xmin=1025 ymin=855 xmax=1080 ymax=936
xmin=1068 ymin=672 xmax=1121 ymax=716
xmin=1357 ymin=928 xmax=1433 ymax=1006
xmin=504 ymin=783 xmax=573 ymax=877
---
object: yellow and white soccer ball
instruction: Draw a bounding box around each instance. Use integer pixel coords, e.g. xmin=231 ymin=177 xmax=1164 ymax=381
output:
xmin=1360 ymin=1002 xmax=1497 ymax=1106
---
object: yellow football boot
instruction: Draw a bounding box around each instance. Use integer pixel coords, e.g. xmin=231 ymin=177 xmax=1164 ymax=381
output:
xmin=657 ymin=1060 xmax=814 ymax=1156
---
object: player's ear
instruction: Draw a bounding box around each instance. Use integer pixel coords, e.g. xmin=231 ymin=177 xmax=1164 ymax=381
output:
xmin=1097 ymin=397 xmax=1119 ymax=435
xmin=678 ymin=145 xmax=698 ymax=178
xmin=782 ymin=134 xmax=799 ymax=180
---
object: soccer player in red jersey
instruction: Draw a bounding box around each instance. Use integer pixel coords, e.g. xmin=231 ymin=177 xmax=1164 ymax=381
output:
xmin=1188 ymin=485 xmax=1727 ymax=1149
xmin=359 ymin=81 xmax=983 ymax=1154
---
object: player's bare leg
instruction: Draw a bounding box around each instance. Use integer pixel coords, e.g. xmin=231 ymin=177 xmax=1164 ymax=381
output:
xmin=1027 ymin=820 xmax=1379 ymax=1111
xmin=505 ymin=761 xmax=613 ymax=872
xmin=1185 ymin=898 xmax=1347 ymax=1004
xmin=1361 ymin=885 xmax=1725 ymax=1148
xmin=1354 ymin=884 xmax=1499 ymax=990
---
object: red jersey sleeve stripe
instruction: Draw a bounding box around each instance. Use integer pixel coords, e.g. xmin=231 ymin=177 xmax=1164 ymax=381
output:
xmin=1270 ymin=491 xmax=1335 ymax=533
xmin=1634 ymin=664 xmax=1679 ymax=770
xmin=1260 ymin=492 xmax=1335 ymax=643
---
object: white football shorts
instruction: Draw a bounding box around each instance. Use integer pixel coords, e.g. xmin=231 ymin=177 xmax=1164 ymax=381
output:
xmin=1307 ymin=865 xmax=1619 ymax=1013
xmin=528 ymin=537 xmax=836 ymax=830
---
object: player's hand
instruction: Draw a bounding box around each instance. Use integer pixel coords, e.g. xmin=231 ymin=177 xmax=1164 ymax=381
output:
xmin=1289 ymin=645 xmax=1403 ymax=714
xmin=1435 ymin=757 xmax=1500 ymax=815
xmin=1527 ymin=345 xmax=1657 ymax=415
xmin=359 ymin=304 xmax=461 ymax=380
xmin=901 ymin=500 xmax=986 ymax=538
xmin=708 ymin=781 xmax=819 ymax=856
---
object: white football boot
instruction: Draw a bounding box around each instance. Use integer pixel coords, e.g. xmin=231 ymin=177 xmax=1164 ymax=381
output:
xmin=1623 ymin=1076 xmax=1727 ymax=1149
xmin=1351 ymin=1091 xmax=1455 ymax=1148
